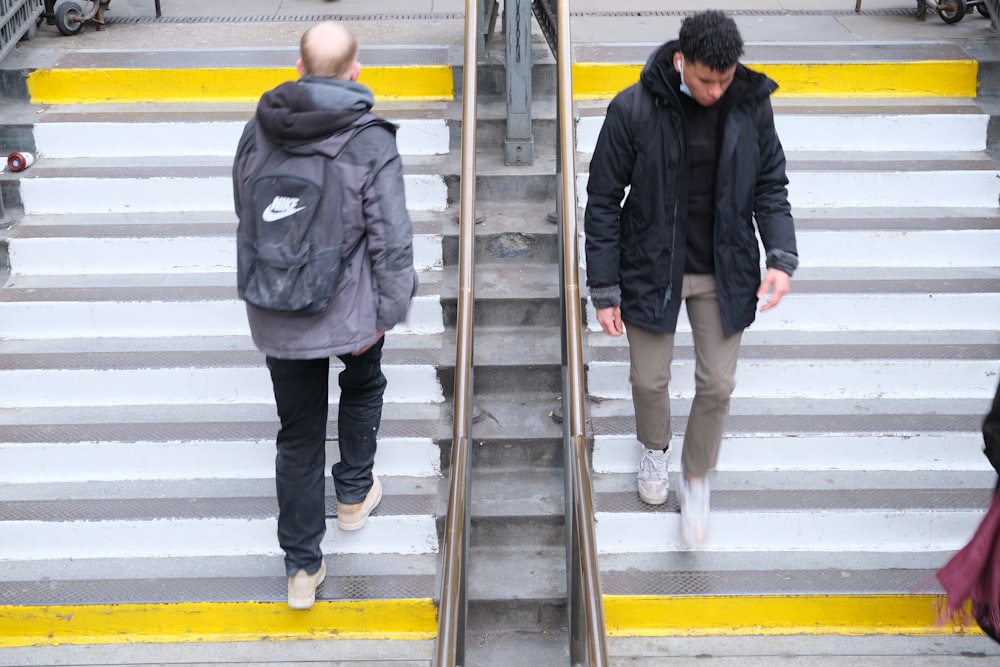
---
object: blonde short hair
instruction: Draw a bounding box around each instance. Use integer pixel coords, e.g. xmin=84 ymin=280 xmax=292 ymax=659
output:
xmin=299 ymin=22 xmax=358 ymax=79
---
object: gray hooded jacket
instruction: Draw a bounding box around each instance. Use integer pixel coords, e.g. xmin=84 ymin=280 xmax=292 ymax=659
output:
xmin=233 ymin=77 xmax=418 ymax=359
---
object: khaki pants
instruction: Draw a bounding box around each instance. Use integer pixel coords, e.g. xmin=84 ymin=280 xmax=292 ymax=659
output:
xmin=625 ymin=274 xmax=743 ymax=477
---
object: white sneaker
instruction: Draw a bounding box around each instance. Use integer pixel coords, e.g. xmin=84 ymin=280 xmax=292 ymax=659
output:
xmin=637 ymin=448 xmax=670 ymax=505
xmin=678 ymin=474 xmax=710 ymax=546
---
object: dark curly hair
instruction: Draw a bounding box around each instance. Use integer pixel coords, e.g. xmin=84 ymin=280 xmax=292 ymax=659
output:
xmin=678 ymin=10 xmax=744 ymax=72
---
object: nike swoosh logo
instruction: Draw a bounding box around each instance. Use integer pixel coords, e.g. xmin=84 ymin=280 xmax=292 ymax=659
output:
xmin=262 ymin=204 xmax=307 ymax=222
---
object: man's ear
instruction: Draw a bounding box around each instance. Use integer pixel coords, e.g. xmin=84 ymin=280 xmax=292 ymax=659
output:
xmin=350 ymin=61 xmax=362 ymax=82
xmin=296 ymin=58 xmax=306 ymax=77
xmin=673 ymin=52 xmax=684 ymax=73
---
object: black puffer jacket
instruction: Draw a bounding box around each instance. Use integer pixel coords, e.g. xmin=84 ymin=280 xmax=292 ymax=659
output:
xmin=584 ymin=41 xmax=798 ymax=337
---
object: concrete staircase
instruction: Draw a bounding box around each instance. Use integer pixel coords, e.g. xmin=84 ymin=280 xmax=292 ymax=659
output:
xmin=1 ymin=28 xmax=1000 ymax=667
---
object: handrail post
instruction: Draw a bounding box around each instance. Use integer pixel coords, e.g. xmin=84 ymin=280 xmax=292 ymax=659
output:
xmin=434 ymin=1 xmax=480 ymax=665
xmin=504 ymin=0 xmax=534 ymax=165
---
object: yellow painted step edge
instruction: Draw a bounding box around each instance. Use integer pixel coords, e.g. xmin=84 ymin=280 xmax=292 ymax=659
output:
xmin=0 ymin=599 xmax=437 ymax=648
xmin=26 ymin=59 xmax=977 ymax=105
xmin=26 ymin=65 xmax=456 ymax=105
xmin=573 ymin=60 xmax=979 ymax=99
xmin=604 ymin=594 xmax=985 ymax=637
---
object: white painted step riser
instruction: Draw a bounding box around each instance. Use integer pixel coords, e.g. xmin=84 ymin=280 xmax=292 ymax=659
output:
xmin=9 ymin=230 xmax=996 ymax=277
xmin=575 ymin=171 xmax=1000 ymax=209
xmin=0 ymin=366 xmax=445 ymax=408
xmin=0 ymin=439 xmax=441 ymax=484
xmin=5 ymin=360 xmax=991 ymax=407
xmin=0 ymin=295 xmax=445 ymax=339
xmin=19 ymin=175 xmax=448 ymax=214
xmin=0 ymin=293 xmax=990 ymax=341
xmin=588 ymin=359 xmax=997 ymax=400
xmin=576 ymin=114 xmax=989 ymax=153
xmin=33 ymin=114 xmax=988 ymax=158
xmin=20 ymin=170 xmax=1000 ymax=215
xmin=595 ymin=510 xmax=983 ymax=553
xmin=33 ymin=119 xmax=451 ymax=158
xmin=795 ymin=229 xmax=1000 ymax=268
xmin=3 ymin=516 xmax=438 ymax=561
xmin=7 ymin=234 xmax=444 ymax=275
xmin=586 ymin=294 xmax=1000 ymax=333
xmin=591 ymin=435 xmax=993 ymax=474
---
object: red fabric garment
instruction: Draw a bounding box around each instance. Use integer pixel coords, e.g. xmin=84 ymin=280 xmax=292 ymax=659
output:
xmin=936 ymin=490 xmax=1000 ymax=641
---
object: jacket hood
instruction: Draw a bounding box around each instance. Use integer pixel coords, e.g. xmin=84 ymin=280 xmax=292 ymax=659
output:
xmin=639 ymin=40 xmax=777 ymax=106
xmin=255 ymin=77 xmax=374 ymax=144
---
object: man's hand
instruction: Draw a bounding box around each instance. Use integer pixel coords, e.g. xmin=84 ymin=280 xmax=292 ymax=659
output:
xmin=353 ymin=331 xmax=384 ymax=356
xmin=596 ymin=307 xmax=624 ymax=336
xmin=757 ymin=268 xmax=791 ymax=312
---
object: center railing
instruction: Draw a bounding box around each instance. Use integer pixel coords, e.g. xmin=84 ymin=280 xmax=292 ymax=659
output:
xmin=435 ymin=1 xmax=608 ymax=664
xmin=548 ymin=0 xmax=609 ymax=663
xmin=433 ymin=0 xmax=479 ymax=664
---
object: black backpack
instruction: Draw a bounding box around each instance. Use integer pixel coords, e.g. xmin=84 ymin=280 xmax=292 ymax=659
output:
xmin=236 ymin=120 xmax=373 ymax=316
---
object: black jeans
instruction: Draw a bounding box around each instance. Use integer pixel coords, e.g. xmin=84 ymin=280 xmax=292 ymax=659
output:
xmin=266 ymin=337 xmax=386 ymax=576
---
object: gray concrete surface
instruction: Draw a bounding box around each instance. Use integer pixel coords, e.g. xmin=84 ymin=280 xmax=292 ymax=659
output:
xmin=11 ymin=0 xmax=1000 ymax=53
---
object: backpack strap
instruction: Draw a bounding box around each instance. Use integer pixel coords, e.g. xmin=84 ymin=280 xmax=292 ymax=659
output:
xmin=629 ymin=81 xmax=654 ymax=154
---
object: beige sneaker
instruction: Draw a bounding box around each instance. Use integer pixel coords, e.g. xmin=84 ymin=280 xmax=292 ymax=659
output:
xmin=287 ymin=560 xmax=326 ymax=610
xmin=337 ymin=474 xmax=383 ymax=531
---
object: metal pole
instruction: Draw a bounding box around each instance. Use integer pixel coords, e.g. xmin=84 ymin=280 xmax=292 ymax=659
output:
xmin=554 ymin=0 xmax=609 ymax=662
xmin=434 ymin=0 xmax=479 ymax=664
xmin=504 ymin=0 xmax=534 ymax=165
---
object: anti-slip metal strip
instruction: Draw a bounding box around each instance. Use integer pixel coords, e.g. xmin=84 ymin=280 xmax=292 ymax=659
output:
xmin=602 ymin=568 xmax=941 ymax=597
xmin=3 ymin=574 xmax=435 ymax=605
xmin=102 ymin=9 xmax=921 ymax=26
xmin=0 ymin=418 xmax=440 ymax=443
xmin=592 ymin=412 xmax=987 ymax=435
xmin=594 ymin=488 xmax=993 ymax=514
xmin=589 ymin=344 xmax=1000 ymax=363
xmin=0 ymin=346 xmax=442 ymax=370
xmin=0 ymin=494 xmax=435 ymax=522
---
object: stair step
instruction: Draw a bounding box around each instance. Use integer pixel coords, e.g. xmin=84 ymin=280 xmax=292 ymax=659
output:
xmin=0 ymin=278 xmax=444 ymax=338
xmin=6 ymin=213 xmax=445 ymax=274
xmin=1 ymin=438 xmax=441 ymax=484
xmin=32 ymin=112 xmax=451 ymax=158
xmin=576 ymin=98 xmax=990 ymax=153
xmin=589 ymin=396 xmax=993 ymax=435
xmin=595 ymin=507 xmax=983 ymax=554
xmin=591 ymin=434 xmax=994 ymax=476
xmin=5 ymin=514 xmax=437 ymax=561
xmin=589 ymin=358 xmax=996 ymax=400
xmin=5 ymin=569 xmax=436 ymax=606
xmin=17 ymin=164 xmax=449 ymax=214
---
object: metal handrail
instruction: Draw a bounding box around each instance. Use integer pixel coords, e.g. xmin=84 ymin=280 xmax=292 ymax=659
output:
xmin=553 ymin=0 xmax=609 ymax=664
xmin=433 ymin=0 xmax=479 ymax=664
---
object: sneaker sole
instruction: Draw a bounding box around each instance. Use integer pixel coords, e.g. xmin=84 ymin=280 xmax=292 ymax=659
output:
xmin=336 ymin=485 xmax=383 ymax=531
xmin=638 ymin=488 xmax=669 ymax=505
